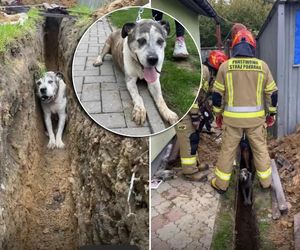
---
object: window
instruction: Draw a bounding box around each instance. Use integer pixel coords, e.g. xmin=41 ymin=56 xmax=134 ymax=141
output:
xmin=294 ymin=10 xmax=300 ymax=65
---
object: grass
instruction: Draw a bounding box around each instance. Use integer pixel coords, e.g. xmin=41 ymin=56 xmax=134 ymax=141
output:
xmin=0 ymin=8 xmax=42 ymax=53
xmin=108 ymin=7 xmax=201 ymax=116
xmin=253 ymin=178 xmax=277 ymax=250
xmin=68 ymin=5 xmax=93 ymax=28
xmin=211 ymin=169 xmax=237 ymax=250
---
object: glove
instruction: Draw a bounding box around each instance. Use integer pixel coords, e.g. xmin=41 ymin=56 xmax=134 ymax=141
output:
xmin=266 ymin=115 xmax=276 ymax=127
xmin=216 ymin=115 xmax=223 ymax=128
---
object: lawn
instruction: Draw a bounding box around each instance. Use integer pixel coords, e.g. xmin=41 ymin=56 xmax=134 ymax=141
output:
xmin=108 ymin=7 xmax=201 ymax=117
xmin=0 ymin=8 xmax=42 ymax=53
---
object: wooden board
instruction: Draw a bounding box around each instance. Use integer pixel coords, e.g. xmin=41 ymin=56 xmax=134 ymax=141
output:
xmin=294 ymin=212 xmax=300 ymax=250
xmin=271 ymin=186 xmax=281 ymax=220
xmin=271 ymin=159 xmax=288 ymax=214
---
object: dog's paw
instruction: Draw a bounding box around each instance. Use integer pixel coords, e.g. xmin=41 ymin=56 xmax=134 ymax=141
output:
xmin=56 ymin=139 xmax=65 ymax=149
xmin=93 ymin=60 xmax=103 ymax=67
xmin=132 ymin=104 xmax=147 ymax=125
xmin=47 ymin=139 xmax=56 ymax=149
xmin=165 ymin=110 xmax=179 ymax=125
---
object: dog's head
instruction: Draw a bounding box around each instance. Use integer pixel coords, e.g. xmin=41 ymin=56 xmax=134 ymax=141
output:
xmin=240 ymin=168 xmax=251 ymax=182
xmin=36 ymin=71 xmax=63 ymax=103
xmin=122 ymin=19 xmax=170 ymax=83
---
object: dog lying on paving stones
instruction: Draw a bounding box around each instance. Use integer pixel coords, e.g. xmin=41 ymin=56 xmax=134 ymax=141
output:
xmin=93 ymin=19 xmax=179 ymax=125
xmin=36 ymin=72 xmax=67 ymax=149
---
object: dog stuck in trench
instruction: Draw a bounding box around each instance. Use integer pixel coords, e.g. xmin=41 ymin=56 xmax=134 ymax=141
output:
xmin=93 ymin=19 xmax=179 ymax=125
xmin=36 ymin=71 xmax=67 ymax=149
xmin=239 ymin=136 xmax=253 ymax=206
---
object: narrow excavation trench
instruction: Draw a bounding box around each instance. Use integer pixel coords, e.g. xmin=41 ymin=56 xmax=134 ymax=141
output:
xmin=21 ymin=15 xmax=77 ymax=249
xmin=235 ymin=143 xmax=260 ymax=250
xmin=0 ymin=9 xmax=149 ymax=250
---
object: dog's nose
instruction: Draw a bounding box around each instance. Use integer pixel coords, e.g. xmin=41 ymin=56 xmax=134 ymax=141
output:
xmin=40 ymin=87 xmax=47 ymax=94
xmin=147 ymin=56 xmax=158 ymax=66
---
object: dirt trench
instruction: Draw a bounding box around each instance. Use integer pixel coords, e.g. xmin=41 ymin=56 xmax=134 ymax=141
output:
xmin=0 ymin=7 xmax=149 ymax=250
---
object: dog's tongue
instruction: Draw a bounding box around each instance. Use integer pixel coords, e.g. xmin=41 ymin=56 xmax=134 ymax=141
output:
xmin=143 ymin=67 xmax=158 ymax=84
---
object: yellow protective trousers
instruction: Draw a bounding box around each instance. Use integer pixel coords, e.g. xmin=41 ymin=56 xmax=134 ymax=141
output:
xmin=175 ymin=115 xmax=199 ymax=175
xmin=215 ymin=124 xmax=272 ymax=190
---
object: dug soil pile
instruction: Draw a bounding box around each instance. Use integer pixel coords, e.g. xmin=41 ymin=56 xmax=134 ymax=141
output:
xmin=268 ymin=126 xmax=300 ymax=249
xmin=22 ymin=0 xmax=76 ymax=7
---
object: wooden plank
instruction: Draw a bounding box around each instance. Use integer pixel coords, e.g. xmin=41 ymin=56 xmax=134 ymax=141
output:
xmin=294 ymin=212 xmax=300 ymax=250
xmin=271 ymin=186 xmax=281 ymax=220
xmin=271 ymin=159 xmax=288 ymax=214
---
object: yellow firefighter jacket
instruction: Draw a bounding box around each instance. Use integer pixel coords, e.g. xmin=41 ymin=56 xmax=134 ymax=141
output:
xmin=212 ymin=57 xmax=278 ymax=128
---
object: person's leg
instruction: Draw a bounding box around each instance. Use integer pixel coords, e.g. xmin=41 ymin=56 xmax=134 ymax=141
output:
xmin=212 ymin=125 xmax=243 ymax=191
xmin=245 ymin=125 xmax=272 ymax=188
xmin=175 ymin=21 xmax=185 ymax=37
xmin=152 ymin=10 xmax=163 ymax=21
xmin=173 ymin=21 xmax=189 ymax=58
xmin=176 ymin=115 xmax=208 ymax=181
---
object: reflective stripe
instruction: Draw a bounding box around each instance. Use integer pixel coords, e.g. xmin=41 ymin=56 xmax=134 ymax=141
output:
xmin=213 ymin=106 xmax=222 ymax=113
xmin=225 ymin=106 xmax=263 ymax=112
xmin=265 ymin=81 xmax=276 ymax=92
xmin=269 ymin=106 xmax=277 ymax=112
xmin=257 ymin=167 xmax=272 ymax=179
xmin=257 ymin=72 xmax=264 ymax=106
xmin=192 ymin=103 xmax=199 ymax=109
xmin=223 ymin=110 xmax=265 ymax=118
xmin=226 ymin=72 xmax=234 ymax=106
xmin=215 ymin=167 xmax=231 ymax=181
xmin=203 ymin=81 xmax=209 ymax=92
xmin=181 ymin=157 xmax=197 ymax=165
xmin=214 ymin=81 xmax=225 ymax=91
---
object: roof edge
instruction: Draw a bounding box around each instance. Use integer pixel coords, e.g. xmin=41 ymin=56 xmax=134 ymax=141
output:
xmin=256 ymin=0 xmax=286 ymax=40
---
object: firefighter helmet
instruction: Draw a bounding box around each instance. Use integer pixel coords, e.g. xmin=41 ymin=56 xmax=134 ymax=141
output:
xmin=232 ymin=29 xmax=256 ymax=48
xmin=208 ymin=50 xmax=228 ymax=70
xmin=231 ymin=23 xmax=247 ymax=40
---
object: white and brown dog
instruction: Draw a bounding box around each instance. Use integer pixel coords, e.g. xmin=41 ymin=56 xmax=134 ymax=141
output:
xmin=93 ymin=19 xmax=178 ymax=125
xmin=36 ymin=72 xmax=67 ymax=149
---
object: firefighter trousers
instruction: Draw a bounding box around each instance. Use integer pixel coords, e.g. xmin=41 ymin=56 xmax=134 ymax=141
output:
xmin=215 ymin=124 xmax=272 ymax=190
xmin=175 ymin=115 xmax=198 ymax=174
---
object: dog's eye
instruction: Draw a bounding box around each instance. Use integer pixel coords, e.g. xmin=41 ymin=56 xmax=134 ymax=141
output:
xmin=48 ymin=80 xmax=53 ymax=84
xmin=37 ymin=81 xmax=41 ymax=86
xmin=137 ymin=38 xmax=146 ymax=46
xmin=157 ymin=38 xmax=164 ymax=46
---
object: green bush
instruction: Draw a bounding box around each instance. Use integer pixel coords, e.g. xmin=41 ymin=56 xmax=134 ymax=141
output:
xmin=200 ymin=0 xmax=273 ymax=47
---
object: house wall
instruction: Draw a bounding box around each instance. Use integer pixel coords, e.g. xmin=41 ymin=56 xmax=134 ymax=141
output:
xmin=151 ymin=0 xmax=201 ymax=161
xmin=258 ymin=2 xmax=300 ymax=137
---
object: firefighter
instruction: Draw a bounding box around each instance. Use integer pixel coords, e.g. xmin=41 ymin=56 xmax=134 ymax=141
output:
xmin=211 ymin=28 xmax=278 ymax=193
xmin=176 ymin=50 xmax=228 ymax=181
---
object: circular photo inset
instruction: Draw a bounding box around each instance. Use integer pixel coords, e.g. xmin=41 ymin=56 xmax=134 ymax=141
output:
xmin=72 ymin=7 xmax=201 ymax=137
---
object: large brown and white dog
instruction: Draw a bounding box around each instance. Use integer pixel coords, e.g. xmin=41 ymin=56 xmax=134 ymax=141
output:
xmin=93 ymin=19 xmax=178 ymax=125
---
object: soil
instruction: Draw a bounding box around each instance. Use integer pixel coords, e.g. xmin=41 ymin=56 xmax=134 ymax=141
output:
xmin=22 ymin=0 xmax=76 ymax=7
xmin=197 ymin=131 xmax=222 ymax=167
xmin=267 ymin=126 xmax=300 ymax=249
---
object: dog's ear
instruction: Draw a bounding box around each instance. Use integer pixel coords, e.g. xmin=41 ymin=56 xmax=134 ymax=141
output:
xmin=56 ymin=72 xmax=64 ymax=81
xmin=159 ymin=20 xmax=170 ymax=36
xmin=121 ymin=23 xmax=136 ymax=38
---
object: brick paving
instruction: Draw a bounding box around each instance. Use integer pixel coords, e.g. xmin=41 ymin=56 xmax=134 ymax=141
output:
xmin=151 ymin=169 xmax=220 ymax=250
xmin=72 ymin=18 xmax=167 ymax=136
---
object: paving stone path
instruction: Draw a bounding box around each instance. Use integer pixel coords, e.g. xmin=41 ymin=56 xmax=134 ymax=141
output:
xmin=72 ymin=17 xmax=167 ymax=136
xmin=151 ymin=168 xmax=220 ymax=250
